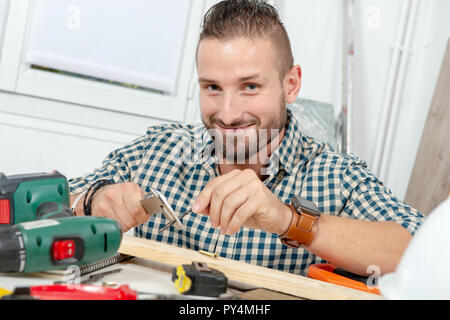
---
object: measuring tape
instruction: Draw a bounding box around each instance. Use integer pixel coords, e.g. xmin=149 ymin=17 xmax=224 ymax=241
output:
xmin=172 ymin=262 xmax=228 ymax=297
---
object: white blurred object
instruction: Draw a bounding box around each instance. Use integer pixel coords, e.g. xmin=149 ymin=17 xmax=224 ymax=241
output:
xmin=379 ymin=197 xmax=450 ymax=299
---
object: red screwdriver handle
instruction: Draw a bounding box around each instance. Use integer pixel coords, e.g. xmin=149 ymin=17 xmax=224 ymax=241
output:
xmin=29 ymin=284 xmax=137 ymax=300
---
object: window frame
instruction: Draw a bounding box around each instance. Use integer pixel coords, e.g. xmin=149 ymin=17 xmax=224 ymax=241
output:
xmin=3 ymin=0 xmax=204 ymax=123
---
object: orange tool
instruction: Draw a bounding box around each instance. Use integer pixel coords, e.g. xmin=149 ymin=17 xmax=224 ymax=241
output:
xmin=308 ymin=263 xmax=381 ymax=295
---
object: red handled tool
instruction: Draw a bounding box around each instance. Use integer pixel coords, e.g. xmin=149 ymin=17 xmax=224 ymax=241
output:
xmin=308 ymin=263 xmax=381 ymax=295
xmin=2 ymin=284 xmax=137 ymax=300
xmin=1 ymin=283 xmax=223 ymax=300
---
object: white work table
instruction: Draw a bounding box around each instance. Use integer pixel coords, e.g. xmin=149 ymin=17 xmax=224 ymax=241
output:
xmin=0 ymin=257 xmax=178 ymax=295
xmin=0 ymin=256 xmax=263 ymax=300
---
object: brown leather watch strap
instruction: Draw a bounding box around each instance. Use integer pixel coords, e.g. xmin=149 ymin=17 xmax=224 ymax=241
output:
xmin=279 ymin=204 xmax=319 ymax=248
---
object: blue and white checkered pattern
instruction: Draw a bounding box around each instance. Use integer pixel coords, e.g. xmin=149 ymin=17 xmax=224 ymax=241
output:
xmin=69 ymin=109 xmax=425 ymax=276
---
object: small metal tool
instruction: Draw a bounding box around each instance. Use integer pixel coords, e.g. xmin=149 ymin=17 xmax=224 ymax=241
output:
xmin=53 ymin=268 xmax=123 ymax=285
xmin=80 ymin=268 xmax=123 ymax=285
xmin=198 ymin=250 xmax=218 ymax=259
xmin=140 ymin=188 xmax=191 ymax=233
xmin=158 ymin=209 xmax=191 ymax=233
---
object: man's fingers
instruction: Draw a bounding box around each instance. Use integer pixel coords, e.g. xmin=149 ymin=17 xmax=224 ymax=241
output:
xmin=219 ymin=179 xmax=260 ymax=234
xmin=92 ymin=182 xmax=147 ymax=232
xmin=102 ymin=201 xmax=133 ymax=232
xmin=226 ymin=198 xmax=260 ymax=235
xmin=209 ymin=174 xmax=249 ymax=227
xmin=218 ymin=187 xmax=251 ymax=233
xmin=122 ymin=192 xmax=149 ymax=226
xmin=193 ymin=169 xmax=241 ymax=213
xmin=208 ymin=170 xmax=256 ymax=228
xmin=195 ymin=205 xmax=210 ymax=216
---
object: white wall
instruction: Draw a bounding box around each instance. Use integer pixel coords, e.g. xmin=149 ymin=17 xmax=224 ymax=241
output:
xmin=0 ymin=123 xmax=122 ymax=178
xmin=351 ymin=0 xmax=404 ymax=172
xmin=385 ymin=0 xmax=450 ymax=199
xmin=279 ymin=0 xmax=450 ymax=201
xmin=279 ymin=0 xmax=342 ymax=110
xmin=0 ymin=92 xmax=167 ymax=178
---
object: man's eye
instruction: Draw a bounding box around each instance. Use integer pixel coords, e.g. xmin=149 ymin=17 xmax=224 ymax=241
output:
xmin=207 ymin=84 xmax=220 ymax=91
xmin=245 ymin=83 xmax=259 ymax=91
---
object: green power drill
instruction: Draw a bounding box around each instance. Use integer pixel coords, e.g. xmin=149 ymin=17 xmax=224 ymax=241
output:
xmin=0 ymin=171 xmax=122 ymax=273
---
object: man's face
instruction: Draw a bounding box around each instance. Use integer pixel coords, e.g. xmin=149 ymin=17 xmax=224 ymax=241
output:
xmin=197 ymin=37 xmax=288 ymax=163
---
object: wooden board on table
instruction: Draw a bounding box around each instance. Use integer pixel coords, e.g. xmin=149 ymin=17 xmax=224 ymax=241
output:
xmin=405 ymin=38 xmax=450 ymax=215
xmin=118 ymin=235 xmax=382 ymax=300
xmin=237 ymin=288 xmax=303 ymax=300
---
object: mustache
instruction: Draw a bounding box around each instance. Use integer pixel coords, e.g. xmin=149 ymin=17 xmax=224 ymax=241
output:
xmin=211 ymin=118 xmax=259 ymax=129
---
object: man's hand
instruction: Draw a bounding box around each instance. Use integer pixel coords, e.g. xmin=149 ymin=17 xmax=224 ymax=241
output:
xmin=75 ymin=182 xmax=149 ymax=232
xmin=192 ymin=169 xmax=292 ymax=235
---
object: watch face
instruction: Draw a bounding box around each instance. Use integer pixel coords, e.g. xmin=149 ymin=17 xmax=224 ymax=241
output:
xmin=292 ymin=196 xmax=321 ymax=217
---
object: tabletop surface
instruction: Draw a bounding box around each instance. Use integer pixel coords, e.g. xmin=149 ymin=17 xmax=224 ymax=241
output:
xmin=0 ymin=257 xmax=179 ymax=295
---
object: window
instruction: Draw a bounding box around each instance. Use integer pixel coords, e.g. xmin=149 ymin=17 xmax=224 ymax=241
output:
xmin=26 ymin=0 xmax=190 ymax=94
xmin=13 ymin=0 xmax=204 ymax=122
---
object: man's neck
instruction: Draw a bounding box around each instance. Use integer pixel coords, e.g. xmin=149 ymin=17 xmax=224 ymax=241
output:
xmin=218 ymin=127 xmax=286 ymax=180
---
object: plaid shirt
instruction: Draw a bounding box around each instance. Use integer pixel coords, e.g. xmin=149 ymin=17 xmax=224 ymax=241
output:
xmin=69 ymin=109 xmax=425 ymax=275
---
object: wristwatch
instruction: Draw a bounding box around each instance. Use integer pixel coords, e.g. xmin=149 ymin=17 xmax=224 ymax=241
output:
xmin=279 ymin=196 xmax=321 ymax=248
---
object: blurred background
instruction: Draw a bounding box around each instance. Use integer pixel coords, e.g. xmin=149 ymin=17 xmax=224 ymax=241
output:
xmin=0 ymin=0 xmax=448 ymax=214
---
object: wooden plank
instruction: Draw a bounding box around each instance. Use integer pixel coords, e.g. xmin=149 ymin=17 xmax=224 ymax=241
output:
xmin=118 ymin=235 xmax=382 ymax=300
xmin=237 ymin=288 xmax=303 ymax=300
xmin=405 ymin=38 xmax=450 ymax=215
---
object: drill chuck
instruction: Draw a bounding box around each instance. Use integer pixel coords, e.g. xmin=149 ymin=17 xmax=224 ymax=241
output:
xmin=0 ymin=226 xmax=23 ymax=272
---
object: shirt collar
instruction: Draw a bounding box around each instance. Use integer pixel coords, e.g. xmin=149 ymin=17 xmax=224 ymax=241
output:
xmin=265 ymin=108 xmax=302 ymax=176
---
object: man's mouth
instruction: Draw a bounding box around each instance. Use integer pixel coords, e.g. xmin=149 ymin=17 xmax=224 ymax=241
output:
xmin=215 ymin=123 xmax=256 ymax=135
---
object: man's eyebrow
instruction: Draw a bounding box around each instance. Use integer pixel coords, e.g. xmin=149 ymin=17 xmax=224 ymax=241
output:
xmin=198 ymin=77 xmax=215 ymax=83
xmin=198 ymin=74 xmax=263 ymax=84
xmin=238 ymin=73 xmax=262 ymax=82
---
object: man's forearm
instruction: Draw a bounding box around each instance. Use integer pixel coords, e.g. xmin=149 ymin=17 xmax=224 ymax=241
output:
xmin=305 ymin=214 xmax=412 ymax=276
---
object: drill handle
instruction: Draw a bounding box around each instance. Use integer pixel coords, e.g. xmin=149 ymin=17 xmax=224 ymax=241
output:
xmin=36 ymin=202 xmax=74 ymax=220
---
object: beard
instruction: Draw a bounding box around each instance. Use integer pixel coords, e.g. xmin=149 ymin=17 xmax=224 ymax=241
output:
xmin=201 ymin=97 xmax=288 ymax=164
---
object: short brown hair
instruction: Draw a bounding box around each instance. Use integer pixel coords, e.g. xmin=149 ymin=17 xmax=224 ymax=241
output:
xmin=197 ymin=0 xmax=294 ymax=79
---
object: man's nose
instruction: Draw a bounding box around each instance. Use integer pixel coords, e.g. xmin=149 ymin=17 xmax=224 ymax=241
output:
xmin=218 ymin=92 xmax=243 ymax=126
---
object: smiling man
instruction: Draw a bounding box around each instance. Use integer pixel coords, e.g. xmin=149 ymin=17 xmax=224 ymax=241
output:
xmin=68 ymin=0 xmax=424 ymax=277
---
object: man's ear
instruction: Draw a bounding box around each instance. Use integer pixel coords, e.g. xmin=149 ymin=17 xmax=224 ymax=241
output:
xmin=283 ymin=65 xmax=302 ymax=104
